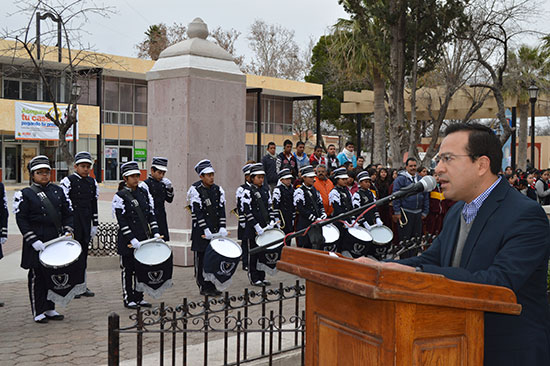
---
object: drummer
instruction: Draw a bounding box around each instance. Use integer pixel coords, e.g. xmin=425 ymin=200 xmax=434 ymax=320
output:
xmin=112 ymin=161 xmax=160 ymax=309
xmin=241 ymin=163 xmax=278 ymax=286
xmin=13 ymin=155 xmax=74 ymax=323
xmin=139 ymin=157 xmax=174 ymax=240
xmin=60 ymin=151 xmax=98 ymax=298
xmin=236 ymin=163 xmax=252 ymax=271
xmin=187 ymin=159 xmax=228 ymax=297
xmin=294 ymin=165 xmax=326 ymax=249
xmin=272 ymin=168 xmax=295 ymax=235
xmin=352 ymin=171 xmax=383 ymax=230
xmin=329 ymin=167 xmax=357 ymax=252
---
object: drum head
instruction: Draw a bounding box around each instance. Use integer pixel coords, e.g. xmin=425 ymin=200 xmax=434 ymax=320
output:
xmin=134 ymin=240 xmax=172 ymax=265
xmin=209 ymin=238 xmax=242 ymax=259
xmin=369 ymin=225 xmax=393 ymax=245
xmin=348 ymin=227 xmax=373 ymax=242
xmin=322 ymin=224 xmax=340 ymax=243
xmin=256 ymin=229 xmax=284 ymax=249
xmin=39 ymin=239 xmax=82 ymax=267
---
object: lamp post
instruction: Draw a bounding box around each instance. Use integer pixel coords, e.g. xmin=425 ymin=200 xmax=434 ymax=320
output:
xmin=528 ymin=82 xmax=539 ymax=169
xmin=71 ymin=82 xmax=81 ymax=157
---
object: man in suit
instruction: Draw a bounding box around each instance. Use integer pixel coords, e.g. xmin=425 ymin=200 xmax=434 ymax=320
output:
xmin=357 ymin=123 xmax=550 ymax=366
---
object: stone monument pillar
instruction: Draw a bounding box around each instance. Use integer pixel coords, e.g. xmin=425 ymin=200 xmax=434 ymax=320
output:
xmin=146 ymin=18 xmax=246 ymax=266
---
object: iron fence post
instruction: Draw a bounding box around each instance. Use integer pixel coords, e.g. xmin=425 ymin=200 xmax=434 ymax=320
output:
xmin=108 ymin=312 xmax=120 ymax=366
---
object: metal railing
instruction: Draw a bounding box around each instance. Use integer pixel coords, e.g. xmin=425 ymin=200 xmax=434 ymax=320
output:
xmin=89 ymin=222 xmax=119 ymax=256
xmin=108 ymin=281 xmax=306 ymax=366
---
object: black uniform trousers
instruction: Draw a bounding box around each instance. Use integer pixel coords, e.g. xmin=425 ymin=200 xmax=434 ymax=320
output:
xmin=120 ymin=255 xmax=143 ymax=304
xmin=246 ymin=238 xmax=266 ymax=283
xmin=193 ymin=250 xmax=217 ymax=293
xmin=28 ymin=267 xmax=55 ymax=316
xmin=73 ymin=213 xmax=91 ymax=270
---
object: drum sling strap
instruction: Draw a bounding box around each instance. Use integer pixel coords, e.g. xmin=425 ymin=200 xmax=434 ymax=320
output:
xmin=250 ymin=186 xmax=270 ymax=225
xmin=197 ymin=185 xmax=220 ymax=232
xmin=30 ymin=185 xmax=63 ymax=235
xmin=304 ymin=187 xmax=321 ymax=218
xmin=117 ymin=189 xmax=152 ymax=239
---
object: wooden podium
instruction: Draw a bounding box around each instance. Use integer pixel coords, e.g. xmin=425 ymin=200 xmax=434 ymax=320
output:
xmin=277 ymin=247 xmax=521 ymax=366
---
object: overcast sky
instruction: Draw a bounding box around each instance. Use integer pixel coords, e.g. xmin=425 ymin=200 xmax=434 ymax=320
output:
xmin=3 ymin=0 xmax=349 ymax=61
xmin=3 ymin=1 xmax=550 ymax=64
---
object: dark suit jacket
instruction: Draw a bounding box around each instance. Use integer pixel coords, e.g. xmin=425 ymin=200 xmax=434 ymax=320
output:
xmin=398 ymin=178 xmax=550 ymax=366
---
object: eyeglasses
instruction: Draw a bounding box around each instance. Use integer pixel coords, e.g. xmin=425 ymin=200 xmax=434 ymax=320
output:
xmin=434 ymin=153 xmax=474 ymax=165
xmin=34 ymin=171 xmax=50 ymax=176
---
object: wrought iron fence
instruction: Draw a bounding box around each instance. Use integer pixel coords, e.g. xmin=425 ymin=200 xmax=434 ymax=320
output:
xmin=108 ymin=280 xmax=306 ymax=366
xmin=89 ymin=222 xmax=119 ymax=256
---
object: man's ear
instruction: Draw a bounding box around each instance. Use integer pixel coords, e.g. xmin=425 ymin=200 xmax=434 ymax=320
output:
xmin=477 ymin=155 xmax=491 ymax=176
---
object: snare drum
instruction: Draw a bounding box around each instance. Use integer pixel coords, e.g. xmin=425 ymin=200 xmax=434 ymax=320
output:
xmin=39 ymin=236 xmax=86 ymax=306
xmin=368 ymin=225 xmax=394 ymax=260
xmin=343 ymin=226 xmax=373 ymax=258
xmin=134 ymin=238 xmax=173 ymax=299
xmin=321 ymin=224 xmax=340 ymax=252
xmin=203 ymin=237 xmax=242 ymax=292
xmin=255 ymin=229 xmax=285 ymax=275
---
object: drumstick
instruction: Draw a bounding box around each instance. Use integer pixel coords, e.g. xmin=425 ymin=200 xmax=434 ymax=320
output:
xmin=127 ymin=235 xmax=164 ymax=248
xmin=201 ymin=231 xmax=231 ymax=239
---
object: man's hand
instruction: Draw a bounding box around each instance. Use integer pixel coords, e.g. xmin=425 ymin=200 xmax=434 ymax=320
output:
xmin=392 ymin=214 xmax=401 ymax=224
xmin=375 ymin=218 xmax=383 ymax=227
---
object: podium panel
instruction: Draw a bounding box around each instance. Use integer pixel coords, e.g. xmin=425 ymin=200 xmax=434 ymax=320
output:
xmin=307 ymin=281 xmax=483 ymax=365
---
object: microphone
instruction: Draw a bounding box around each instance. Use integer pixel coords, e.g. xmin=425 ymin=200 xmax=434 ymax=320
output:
xmin=374 ymin=175 xmax=436 ymax=207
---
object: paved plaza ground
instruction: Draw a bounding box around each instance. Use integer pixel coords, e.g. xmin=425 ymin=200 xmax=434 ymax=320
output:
xmin=0 ymin=184 xmax=302 ymax=365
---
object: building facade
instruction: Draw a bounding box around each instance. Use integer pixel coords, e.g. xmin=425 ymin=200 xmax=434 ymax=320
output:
xmin=0 ymin=40 xmax=326 ymax=182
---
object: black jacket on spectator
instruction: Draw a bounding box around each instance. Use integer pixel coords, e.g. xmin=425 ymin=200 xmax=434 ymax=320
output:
xmin=276 ymin=152 xmax=298 ymax=177
xmin=14 ymin=183 xmax=73 ymax=269
xmin=262 ymin=154 xmax=278 ymax=185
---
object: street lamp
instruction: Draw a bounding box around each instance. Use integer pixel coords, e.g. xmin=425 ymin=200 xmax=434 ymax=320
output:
xmin=71 ymin=82 xmax=81 ymax=157
xmin=528 ymin=82 xmax=539 ymax=169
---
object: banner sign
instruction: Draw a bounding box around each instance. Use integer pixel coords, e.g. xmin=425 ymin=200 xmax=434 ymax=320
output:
xmin=15 ymin=102 xmax=78 ymax=141
xmin=134 ymin=148 xmax=147 ymax=162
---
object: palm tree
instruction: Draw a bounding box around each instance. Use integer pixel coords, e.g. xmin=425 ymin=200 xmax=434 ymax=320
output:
xmin=503 ymin=45 xmax=550 ymax=170
xmin=331 ymin=14 xmax=390 ymax=165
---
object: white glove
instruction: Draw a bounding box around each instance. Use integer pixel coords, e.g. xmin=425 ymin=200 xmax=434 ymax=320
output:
xmin=0 ymin=237 xmax=6 ymax=245
xmin=219 ymin=227 xmax=228 ymax=237
xmin=162 ymin=177 xmax=173 ymax=189
xmin=266 ymin=220 xmax=276 ymax=230
xmin=352 ymin=221 xmax=359 ymax=228
xmin=254 ymin=224 xmax=264 ymax=236
xmin=319 ymin=213 xmax=327 ymax=220
xmin=203 ymin=228 xmax=214 ymax=240
xmin=363 ymin=222 xmax=372 ymax=231
xmin=154 ymin=233 xmax=161 ymax=238
xmin=130 ymin=238 xmax=141 ymax=249
xmin=32 ymin=240 xmax=45 ymax=252
xmin=375 ymin=218 xmax=383 ymax=227
xmin=90 ymin=226 xmax=98 ymax=238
